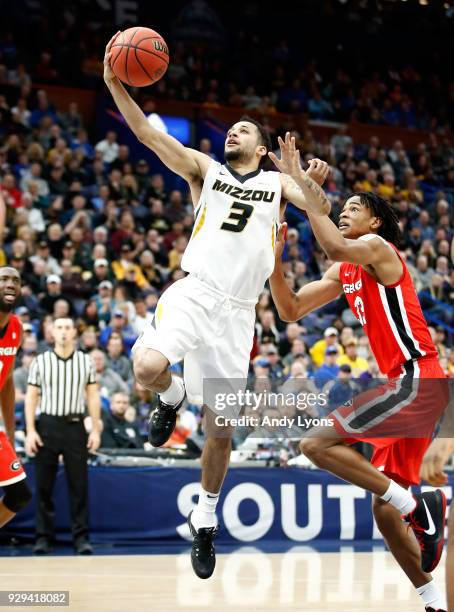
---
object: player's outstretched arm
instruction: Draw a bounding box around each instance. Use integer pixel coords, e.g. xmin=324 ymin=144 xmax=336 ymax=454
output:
xmin=269 ymin=133 xmax=331 ymax=216
xmin=269 ymin=222 xmax=342 ymax=321
xmin=103 ymin=34 xmax=211 ymax=184
xmin=307 ymin=211 xmax=395 ymax=266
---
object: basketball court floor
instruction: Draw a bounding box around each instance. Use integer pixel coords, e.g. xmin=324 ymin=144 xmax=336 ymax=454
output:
xmin=0 ymin=546 xmax=446 ymax=611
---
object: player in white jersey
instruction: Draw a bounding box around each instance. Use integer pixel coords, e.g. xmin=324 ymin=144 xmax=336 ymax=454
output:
xmin=103 ymin=34 xmax=330 ymax=579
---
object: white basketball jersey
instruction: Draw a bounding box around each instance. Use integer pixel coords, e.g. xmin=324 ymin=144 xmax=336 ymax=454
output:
xmin=182 ymin=161 xmax=282 ymax=300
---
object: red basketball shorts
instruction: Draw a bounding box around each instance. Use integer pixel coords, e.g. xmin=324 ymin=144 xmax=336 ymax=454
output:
xmin=0 ymin=432 xmax=26 ymax=486
xmin=331 ymin=358 xmax=449 ymax=486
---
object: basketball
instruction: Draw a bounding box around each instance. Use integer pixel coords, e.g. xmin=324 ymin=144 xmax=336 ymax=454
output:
xmin=110 ymin=26 xmax=169 ymax=87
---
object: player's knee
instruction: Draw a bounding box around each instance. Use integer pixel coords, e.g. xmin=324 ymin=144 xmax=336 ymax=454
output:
xmin=299 ymin=438 xmax=323 ymax=462
xmin=3 ymin=479 xmax=32 ymax=514
xmin=372 ymin=495 xmax=388 ymax=520
xmin=133 ymin=349 xmax=166 ymax=386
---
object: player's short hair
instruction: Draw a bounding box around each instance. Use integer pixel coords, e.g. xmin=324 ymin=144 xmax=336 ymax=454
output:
xmin=238 ymin=115 xmax=272 ymax=153
xmin=346 ymin=191 xmax=402 ymax=246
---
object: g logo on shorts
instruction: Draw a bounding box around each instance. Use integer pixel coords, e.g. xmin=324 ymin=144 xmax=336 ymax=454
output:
xmin=10 ymin=460 xmax=21 ymax=471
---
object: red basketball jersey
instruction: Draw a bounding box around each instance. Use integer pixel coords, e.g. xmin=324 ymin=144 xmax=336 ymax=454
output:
xmin=339 ymin=240 xmax=437 ymax=376
xmin=0 ymin=315 xmax=21 ymax=390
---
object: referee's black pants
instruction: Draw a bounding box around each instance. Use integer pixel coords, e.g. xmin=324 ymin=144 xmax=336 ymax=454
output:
xmin=35 ymin=415 xmax=89 ymax=542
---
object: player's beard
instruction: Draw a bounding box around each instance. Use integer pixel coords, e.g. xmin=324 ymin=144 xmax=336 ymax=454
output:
xmin=225 ymin=148 xmax=246 ymax=163
xmin=0 ymin=297 xmax=18 ymax=312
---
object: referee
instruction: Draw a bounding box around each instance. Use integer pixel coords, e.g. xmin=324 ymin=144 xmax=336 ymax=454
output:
xmin=25 ymin=317 xmax=101 ymax=555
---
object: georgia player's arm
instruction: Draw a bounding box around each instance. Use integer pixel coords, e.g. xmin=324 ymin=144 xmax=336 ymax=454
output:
xmin=269 ymin=223 xmax=343 ymax=322
xmin=103 ymin=33 xmax=211 ymax=191
xmin=0 ymin=325 xmax=21 ymax=446
xmin=0 ymin=369 xmax=16 ymax=447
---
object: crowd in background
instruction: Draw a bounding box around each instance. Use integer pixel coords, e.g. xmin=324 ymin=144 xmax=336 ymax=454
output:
xmin=0 ymin=1 xmax=453 ymax=456
xmin=0 ymin=1 xmax=453 ymax=130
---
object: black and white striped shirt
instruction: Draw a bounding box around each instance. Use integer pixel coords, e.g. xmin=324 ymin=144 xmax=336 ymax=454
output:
xmin=28 ymin=350 xmax=97 ymax=416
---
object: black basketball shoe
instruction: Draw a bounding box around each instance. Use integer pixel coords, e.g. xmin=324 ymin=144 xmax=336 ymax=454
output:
xmin=148 ymin=393 xmax=186 ymax=447
xmin=188 ymin=510 xmax=219 ymax=579
xmin=425 ymin=607 xmax=447 ymax=611
xmin=404 ymin=490 xmax=447 ymax=573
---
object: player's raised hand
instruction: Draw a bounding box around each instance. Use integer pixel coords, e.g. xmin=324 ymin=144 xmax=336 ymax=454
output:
xmin=103 ymin=32 xmax=121 ymax=84
xmin=306 ymin=158 xmax=330 ymax=186
xmin=269 ymin=132 xmax=302 ymax=178
xmin=420 ymin=437 xmax=454 ymax=486
xmin=274 ymin=222 xmax=287 ymax=259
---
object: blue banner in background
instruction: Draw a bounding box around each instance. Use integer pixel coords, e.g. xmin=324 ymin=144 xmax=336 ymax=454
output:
xmin=5 ymin=466 xmax=453 ymax=545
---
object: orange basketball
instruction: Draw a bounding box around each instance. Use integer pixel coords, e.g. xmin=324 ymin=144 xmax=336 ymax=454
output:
xmin=110 ymin=27 xmax=169 ymax=87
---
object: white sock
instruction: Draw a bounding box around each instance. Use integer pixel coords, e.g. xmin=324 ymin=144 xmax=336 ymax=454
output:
xmin=380 ymin=480 xmax=416 ymax=515
xmin=191 ymin=486 xmax=219 ymax=530
xmin=159 ymin=375 xmax=185 ymax=406
xmin=416 ymin=580 xmax=447 ymax=610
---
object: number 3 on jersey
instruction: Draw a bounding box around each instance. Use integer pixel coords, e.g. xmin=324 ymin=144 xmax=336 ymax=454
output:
xmin=221 ymin=202 xmax=254 ymax=233
xmin=354 ymin=296 xmax=367 ymax=326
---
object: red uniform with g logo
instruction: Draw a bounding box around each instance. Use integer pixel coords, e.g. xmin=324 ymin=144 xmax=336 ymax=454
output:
xmin=0 ymin=314 xmax=25 ymax=485
xmin=332 ymin=241 xmax=447 ymax=487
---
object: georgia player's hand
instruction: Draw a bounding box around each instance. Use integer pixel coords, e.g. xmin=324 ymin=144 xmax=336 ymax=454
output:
xmin=103 ymin=32 xmax=121 ymax=85
xmin=25 ymin=430 xmax=43 ymax=456
xmin=274 ymin=222 xmax=287 ymax=260
xmin=420 ymin=437 xmax=454 ymax=486
xmin=306 ymin=158 xmax=330 ymax=187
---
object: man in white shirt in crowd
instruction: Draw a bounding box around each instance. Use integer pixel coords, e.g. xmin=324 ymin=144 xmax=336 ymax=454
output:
xmin=95 ymin=131 xmax=119 ymax=164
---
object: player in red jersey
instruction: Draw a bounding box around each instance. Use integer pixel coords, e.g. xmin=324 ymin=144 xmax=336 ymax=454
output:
xmin=269 ymin=136 xmax=449 ymax=612
xmin=0 ymin=194 xmax=32 ymax=526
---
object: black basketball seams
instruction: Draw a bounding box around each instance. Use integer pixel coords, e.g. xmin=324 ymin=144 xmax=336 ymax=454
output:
xmin=125 ymin=27 xmax=140 ymax=86
xmin=134 ymin=47 xmax=155 ymax=83
xmin=110 ymin=44 xmax=169 ymax=66
xmin=125 ymin=43 xmax=131 ymax=86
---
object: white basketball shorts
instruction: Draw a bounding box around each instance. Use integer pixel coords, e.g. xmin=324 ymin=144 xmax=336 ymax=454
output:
xmin=132 ymin=274 xmax=256 ymax=405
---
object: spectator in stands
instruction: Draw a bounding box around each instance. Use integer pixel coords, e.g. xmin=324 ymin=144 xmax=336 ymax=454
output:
xmin=100 ymin=392 xmax=143 ymax=449
xmin=278 ymin=322 xmax=304 ymax=356
xmin=256 ymin=309 xmax=280 ymax=345
xmin=89 ymin=349 xmax=128 ymax=397
xmin=105 ymin=333 xmax=133 ymax=385
xmin=112 ymin=243 xmax=147 ymax=289
xmin=310 ymin=327 xmax=344 ymax=368
xmin=314 ymin=346 xmax=340 ymax=390
xmin=98 ymin=309 xmax=137 ymax=355
xmin=79 ymin=328 xmax=98 ymax=353
xmin=413 ymin=254 xmax=434 ymax=292
xmin=199 ymin=138 xmax=217 ymax=161
xmin=264 ymin=345 xmax=285 ymax=383
xmin=337 ymin=337 xmax=369 ymax=377
xmin=30 ymin=241 xmax=61 ymax=276
xmin=130 ymin=295 xmax=154 ymax=335
xmin=14 ymin=345 xmax=38 ymax=405
xmin=325 ymin=364 xmax=360 ymax=411
xmin=95 ymin=131 xmax=119 ymax=164
xmin=39 ymin=275 xmax=74 ymax=317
